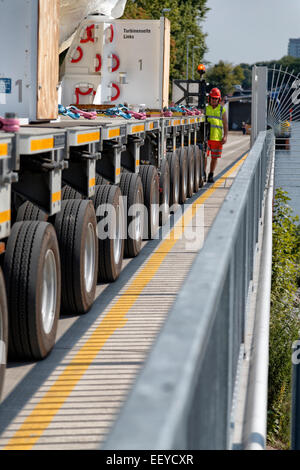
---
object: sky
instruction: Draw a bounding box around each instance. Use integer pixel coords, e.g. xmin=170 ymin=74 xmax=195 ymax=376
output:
xmin=203 ymin=0 xmax=300 ymax=66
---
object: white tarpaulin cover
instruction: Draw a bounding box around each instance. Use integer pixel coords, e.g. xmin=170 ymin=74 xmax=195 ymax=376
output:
xmin=59 ymin=0 xmax=127 ymax=49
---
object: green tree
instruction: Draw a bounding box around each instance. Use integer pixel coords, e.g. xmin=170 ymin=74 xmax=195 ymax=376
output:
xmin=122 ymin=0 xmax=150 ymax=19
xmin=205 ymin=60 xmax=245 ymax=96
xmin=239 ymin=63 xmax=252 ymax=90
xmin=257 ymin=56 xmax=300 ymax=76
xmin=122 ymin=0 xmax=209 ymax=81
xmin=235 ymin=56 xmax=300 ymax=91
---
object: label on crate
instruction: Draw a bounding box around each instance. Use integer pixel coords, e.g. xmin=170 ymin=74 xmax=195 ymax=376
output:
xmin=0 ymin=78 xmax=11 ymax=94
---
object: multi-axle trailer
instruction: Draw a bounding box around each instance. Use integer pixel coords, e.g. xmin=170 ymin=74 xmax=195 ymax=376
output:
xmin=0 ymin=0 xmax=210 ymax=400
xmin=0 ymin=112 xmax=207 ymax=399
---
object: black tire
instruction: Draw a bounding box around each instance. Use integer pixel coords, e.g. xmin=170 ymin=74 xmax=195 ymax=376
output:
xmin=187 ymin=146 xmax=195 ymax=198
xmin=16 ymin=201 xmax=48 ymax=222
xmin=92 ymin=185 xmax=125 ymax=282
xmin=179 ymin=147 xmax=188 ymax=204
xmin=54 ymin=200 xmax=98 ymax=314
xmin=139 ymin=165 xmax=160 ymax=240
xmin=0 ymin=268 xmax=8 ymax=401
xmin=167 ymin=151 xmax=180 ymax=209
xmin=96 ymin=174 xmax=109 ymax=186
xmin=159 ymin=158 xmax=170 ymax=226
xmin=62 ymin=185 xmax=83 ymax=200
xmin=193 ymin=145 xmax=201 ymax=192
xmin=3 ymin=221 xmax=61 ymax=360
xmin=119 ymin=173 xmax=144 ymax=258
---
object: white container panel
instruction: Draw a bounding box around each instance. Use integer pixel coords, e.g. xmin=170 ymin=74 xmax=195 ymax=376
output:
xmin=0 ymin=0 xmax=38 ymax=120
xmin=101 ymin=20 xmax=164 ymax=108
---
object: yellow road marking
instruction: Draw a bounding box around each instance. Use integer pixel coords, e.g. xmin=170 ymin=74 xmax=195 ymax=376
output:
xmin=4 ymin=152 xmax=248 ymax=450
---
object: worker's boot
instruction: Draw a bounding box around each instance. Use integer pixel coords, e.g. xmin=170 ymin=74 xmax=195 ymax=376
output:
xmin=208 ymin=172 xmax=214 ymax=183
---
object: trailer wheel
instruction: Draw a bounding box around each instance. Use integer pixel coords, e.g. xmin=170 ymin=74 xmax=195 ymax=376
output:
xmin=54 ymin=200 xmax=98 ymax=314
xmin=179 ymin=148 xmax=188 ymax=204
xmin=92 ymin=185 xmax=125 ymax=282
xmin=139 ymin=165 xmax=160 ymax=239
xmin=16 ymin=201 xmax=48 ymax=222
xmin=120 ymin=173 xmax=144 ymax=258
xmin=187 ymin=146 xmax=195 ymax=198
xmin=96 ymin=175 xmax=109 ymax=186
xmin=193 ymin=145 xmax=201 ymax=192
xmin=167 ymin=151 xmax=180 ymax=209
xmin=3 ymin=221 xmax=61 ymax=360
xmin=198 ymin=146 xmax=204 ymax=188
xmin=159 ymin=158 xmax=170 ymax=226
xmin=0 ymin=268 xmax=8 ymax=401
xmin=62 ymin=185 xmax=83 ymax=200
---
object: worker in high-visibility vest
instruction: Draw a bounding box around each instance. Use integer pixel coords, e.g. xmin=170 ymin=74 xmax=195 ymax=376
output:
xmin=205 ymin=87 xmax=228 ymax=183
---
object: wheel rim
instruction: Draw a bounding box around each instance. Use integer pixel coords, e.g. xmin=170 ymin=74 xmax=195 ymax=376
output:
xmin=174 ymin=168 xmax=179 ymax=203
xmin=190 ymin=161 xmax=194 ymax=189
xmin=183 ymin=166 xmax=187 ymax=195
xmin=152 ymin=178 xmax=159 ymax=228
xmin=113 ymin=202 xmax=123 ymax=266
xmin=41 ymin=249 xmax=57 ymax=335
xmin=134 ymin=188 xmax=143 ymax=241
xmin=197 ymin=161 xmax=200 ymax=185
xmin=164 ymin=174 xmax=170 ymax=212
xmin=84 ymin=223 xmax=96 ymax=293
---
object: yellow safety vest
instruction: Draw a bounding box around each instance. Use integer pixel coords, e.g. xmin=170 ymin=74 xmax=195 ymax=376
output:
xmin=206 ymin=104 xmax=225 ymax=141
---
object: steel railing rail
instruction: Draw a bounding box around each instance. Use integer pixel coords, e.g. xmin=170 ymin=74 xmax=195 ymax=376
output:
xmin=243 ymin=135 xmax=275 ymax=450
xmin=102 ymin=130 xmax=274 ymax=450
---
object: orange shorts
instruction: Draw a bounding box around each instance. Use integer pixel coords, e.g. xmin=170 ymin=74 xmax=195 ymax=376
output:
xmin=207 ymin=140 xmax=223 ymax=159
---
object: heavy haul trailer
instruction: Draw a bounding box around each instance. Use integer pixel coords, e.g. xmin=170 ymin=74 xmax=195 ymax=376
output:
xmin=0 ymin=114 xmax=206 ymax=400
xmin=0 ymin=0 xmax=207 ymax=399
xmin=30 ymin=113 xmax=206 ymax=251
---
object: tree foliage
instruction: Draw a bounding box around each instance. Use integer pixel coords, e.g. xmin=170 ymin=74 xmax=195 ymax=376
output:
xmin=235 ymin=56 xmax=300 ymax=91
xmin=122 ymin=0 xmax=209 ymax=81
xmin=205 ymin=60 xmax=245 ymax=96
xmin=268 ymin=188 xmax=300 ymax=448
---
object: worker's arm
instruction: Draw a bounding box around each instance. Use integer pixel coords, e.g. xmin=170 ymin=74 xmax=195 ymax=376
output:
xmin=222 ymin=111 xmax=228 ymax=145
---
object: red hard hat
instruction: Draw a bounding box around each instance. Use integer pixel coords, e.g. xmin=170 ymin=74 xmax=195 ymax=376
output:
xmin=209 ymin=87 xmax=221 ymax=99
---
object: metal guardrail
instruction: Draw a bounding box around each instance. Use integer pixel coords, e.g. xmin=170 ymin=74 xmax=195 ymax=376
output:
xmin=102 ymin=130 xmax=275 ymax=450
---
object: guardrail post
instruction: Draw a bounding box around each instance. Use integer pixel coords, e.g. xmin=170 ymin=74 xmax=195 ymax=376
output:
xmin=251 ymin=66 xmax=267 ymax=146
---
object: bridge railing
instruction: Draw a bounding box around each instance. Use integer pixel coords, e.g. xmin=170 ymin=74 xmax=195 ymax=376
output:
xmin=102 ymin=130 xmax=275 ymax=450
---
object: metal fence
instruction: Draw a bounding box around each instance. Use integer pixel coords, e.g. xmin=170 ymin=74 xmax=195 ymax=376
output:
xmin=102 ymin=130 xmax=275 ymax=450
